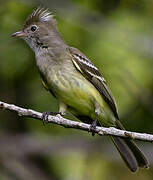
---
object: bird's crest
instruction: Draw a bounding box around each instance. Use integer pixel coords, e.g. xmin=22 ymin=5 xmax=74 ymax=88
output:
xmin=24 ymin=7 xmax=56 ymax=28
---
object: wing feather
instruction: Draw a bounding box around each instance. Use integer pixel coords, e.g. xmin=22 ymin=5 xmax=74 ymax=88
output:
xmin=69 ymin=47 xmax=119 ymax=119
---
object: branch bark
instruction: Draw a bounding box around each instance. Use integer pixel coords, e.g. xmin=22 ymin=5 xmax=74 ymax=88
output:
xmin=0 ymin=100 xmax=153 ymax=142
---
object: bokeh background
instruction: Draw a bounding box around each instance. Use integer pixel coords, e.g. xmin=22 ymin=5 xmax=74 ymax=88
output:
xmin=0 ymin=0 xmax=153 ymax=179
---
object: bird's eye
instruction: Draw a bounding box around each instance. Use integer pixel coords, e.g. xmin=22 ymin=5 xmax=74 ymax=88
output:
xmin=31 ymin=25 xmax=37 ymax=32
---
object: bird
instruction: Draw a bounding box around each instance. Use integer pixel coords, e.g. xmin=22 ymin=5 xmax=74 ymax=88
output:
xmin=12 ymin=7 xmax=149 ymax=172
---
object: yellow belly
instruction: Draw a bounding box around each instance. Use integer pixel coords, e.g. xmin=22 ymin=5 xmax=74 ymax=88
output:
xmin=46 ymin=68 xmax=116 ymax=127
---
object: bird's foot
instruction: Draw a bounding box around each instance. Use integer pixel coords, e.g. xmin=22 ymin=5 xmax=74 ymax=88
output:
xmin=89 ymin=120 xmax=97 ymax=136
xmin=42 ymin=112 xmax=62 ymax=125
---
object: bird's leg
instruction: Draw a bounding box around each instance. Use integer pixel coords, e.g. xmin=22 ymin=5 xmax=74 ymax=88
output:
xmin=90 ymin=102 xmax=100 ymax=136
xmin=90 ymin=112 xmax=98 ymax=136
xmin=42 ymin=101 xmax=67 ymax=125
xmin=42 ymin=112 xmax=62 ymax=125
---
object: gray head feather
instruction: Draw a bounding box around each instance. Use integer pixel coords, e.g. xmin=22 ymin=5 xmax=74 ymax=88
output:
xmin=24 ymin=7 xmax=56 ymax=28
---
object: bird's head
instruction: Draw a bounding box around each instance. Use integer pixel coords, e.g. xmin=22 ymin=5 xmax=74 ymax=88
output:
xmin=12 ymin=8 xmax=57 ymax=51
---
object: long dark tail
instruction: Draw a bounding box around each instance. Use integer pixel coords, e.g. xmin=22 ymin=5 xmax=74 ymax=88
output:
xmin=111 ymin=120 xmax=149 ymax=172
xmin=111 ymin=136 xmax=148 ymax=172
xmin=77 ymin=115 xmax=149 ymax=172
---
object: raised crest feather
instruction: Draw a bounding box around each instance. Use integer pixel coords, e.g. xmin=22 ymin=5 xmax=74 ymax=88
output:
xmin=24 ymin=7 xmax=56 ymax=28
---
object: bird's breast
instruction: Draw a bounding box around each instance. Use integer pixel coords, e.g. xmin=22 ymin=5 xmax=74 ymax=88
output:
xmin=36 ymin=55 xmax=115 ymax=125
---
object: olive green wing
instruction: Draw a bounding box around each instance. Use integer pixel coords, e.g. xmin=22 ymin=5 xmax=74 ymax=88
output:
xmin=69 ymin=47 xmax=119 ymax=119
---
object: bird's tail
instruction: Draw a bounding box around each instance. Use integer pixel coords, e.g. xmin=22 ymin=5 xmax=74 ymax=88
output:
xmin=111 ymin=120 xmax=149 ymax=172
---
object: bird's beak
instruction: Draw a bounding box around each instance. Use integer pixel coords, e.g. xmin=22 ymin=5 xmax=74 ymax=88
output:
xmin=11 ymin=31 xmax=25 ymax=38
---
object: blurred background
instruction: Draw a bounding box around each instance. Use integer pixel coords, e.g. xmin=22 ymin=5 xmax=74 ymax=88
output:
xmin=0 ymin=0 xmax=153 ymax=179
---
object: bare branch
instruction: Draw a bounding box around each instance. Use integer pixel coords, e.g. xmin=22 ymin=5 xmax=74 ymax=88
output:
xmin=0 ymin=100 xmax=153 ymax=142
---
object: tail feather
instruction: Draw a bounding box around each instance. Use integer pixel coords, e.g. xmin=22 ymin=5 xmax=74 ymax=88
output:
xmin=114 ymin=120 xmax=149 ymax=170
xmin=124 ymin=139 xmax=149 ymax=168
xmin=111 ymin=136 xmax=138 ymax=172
xmin=77 ymin=116 xmax=149 ymax=171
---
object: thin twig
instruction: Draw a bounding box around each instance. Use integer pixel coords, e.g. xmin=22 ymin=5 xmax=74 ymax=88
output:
xmin=0 ymin=100 xmax=153 ymax=142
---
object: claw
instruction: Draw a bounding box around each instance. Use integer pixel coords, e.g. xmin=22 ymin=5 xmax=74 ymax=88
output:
xmin=89 ymin=111 xmax=98 ymax=136
xmin=42 ymin=112 xmax=49 ymax=125
xmin=42 ymin=112 xmax=62 ymax=125
xmin=90 ymin=119 xmax=97 ymax=136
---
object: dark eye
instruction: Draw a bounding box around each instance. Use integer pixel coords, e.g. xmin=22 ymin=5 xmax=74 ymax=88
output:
xmin=31 ymin=25 xmax=37 ymax=32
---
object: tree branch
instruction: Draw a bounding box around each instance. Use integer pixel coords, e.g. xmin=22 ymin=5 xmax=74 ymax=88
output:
xmin=0 ymin=100 xmax=153 ymax=142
